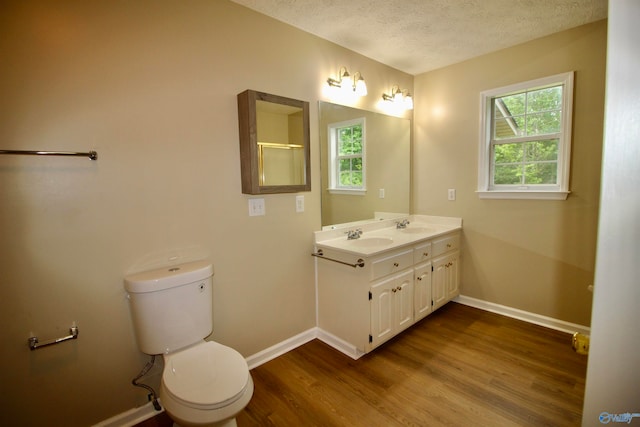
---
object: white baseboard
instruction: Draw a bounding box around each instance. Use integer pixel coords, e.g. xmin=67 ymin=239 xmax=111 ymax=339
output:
xmin=316 ymin=329 xmax=365 ymax=360
xmin=245 ymin=327 xmax=317 ymax=370
xmin=454 ymin=295 xmax=591 ymax=335
xmin=92 ymin=400 xmax=163 ymax=427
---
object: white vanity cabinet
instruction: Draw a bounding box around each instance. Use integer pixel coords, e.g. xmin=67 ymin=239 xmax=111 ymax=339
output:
xmin=316 ymin=227 xmax=461 ymax=359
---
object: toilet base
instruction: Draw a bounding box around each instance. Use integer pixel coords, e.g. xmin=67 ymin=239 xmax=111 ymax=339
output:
xmin=161 ymin=374 xmax=253 ymax=427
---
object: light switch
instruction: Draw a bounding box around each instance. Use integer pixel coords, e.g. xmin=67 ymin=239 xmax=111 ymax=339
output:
xmin=296 ymin=195 xmax=304 ymax=212
xmin=379 ymin=189 xmax=385 ymax=199
xmin=448 ymin=189 xmax=456 ymax=201
xmin=248 ymin=198 xmax=265 ymax=216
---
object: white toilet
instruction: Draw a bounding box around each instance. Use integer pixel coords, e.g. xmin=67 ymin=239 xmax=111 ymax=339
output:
xmin=124 ymin=261 xmax=253 ymax=427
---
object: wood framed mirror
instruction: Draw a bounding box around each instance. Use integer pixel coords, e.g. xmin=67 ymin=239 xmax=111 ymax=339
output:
xmin=238 ymin=90 xmax=311 ymax=194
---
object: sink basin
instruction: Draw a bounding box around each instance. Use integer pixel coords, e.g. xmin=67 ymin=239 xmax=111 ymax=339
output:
xmin=349 ymin=237 xmax=394 ymax=247
xmin=399 ymin=227 xmax=433 ymax=234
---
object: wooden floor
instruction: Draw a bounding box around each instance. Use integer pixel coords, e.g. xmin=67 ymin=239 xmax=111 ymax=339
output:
xmin=137 ymin=303 xmax=587 ymax=427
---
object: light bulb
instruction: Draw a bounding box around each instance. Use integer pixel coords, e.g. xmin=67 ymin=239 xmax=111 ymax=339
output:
xmin=354 ymin=77 xmax=367 ymax=96
xmin=404 ymin=94 xmax=413 ymax=110
xmin=340 ymin=70 xmax=352 ymax=93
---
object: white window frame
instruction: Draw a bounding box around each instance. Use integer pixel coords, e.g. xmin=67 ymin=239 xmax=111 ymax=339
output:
xmin=477 ymin=72 xmax=574 ymax=200
xmin=328 ymin=117 xmax=366 ymax=195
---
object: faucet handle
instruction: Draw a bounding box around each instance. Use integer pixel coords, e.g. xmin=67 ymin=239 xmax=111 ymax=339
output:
xmin=396 ymin=219 xmax=410 ymax=229
xmin=346 ymin=228 xmax=363 ymax=239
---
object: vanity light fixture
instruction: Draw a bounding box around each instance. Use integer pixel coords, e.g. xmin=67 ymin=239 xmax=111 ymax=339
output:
xmin=327 ymin=66 xmax=367 ymax=97
xmin=382 ymin=85 xmax=414 ymax=110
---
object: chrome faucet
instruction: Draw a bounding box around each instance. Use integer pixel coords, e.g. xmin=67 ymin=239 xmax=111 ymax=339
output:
xmin=346 ymin=228 xmax=363 ymax=240
xmin=396 ymin=219 xmax=410 ymax=229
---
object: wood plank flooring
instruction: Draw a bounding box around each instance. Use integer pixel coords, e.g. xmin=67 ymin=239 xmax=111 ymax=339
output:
xmin=137 ymin=303 xmax=588 ymax=427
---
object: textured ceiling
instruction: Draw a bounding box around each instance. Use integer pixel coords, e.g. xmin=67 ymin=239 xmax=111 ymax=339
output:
xmin=230 ymin=0 xmax=608 ymax=75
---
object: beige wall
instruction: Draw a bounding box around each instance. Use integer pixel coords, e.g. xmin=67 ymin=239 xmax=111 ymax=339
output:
xmin=413 ymin=20 xmax=607 ymax=326
xmin=0 ymin=1 xmax=411 ymax=425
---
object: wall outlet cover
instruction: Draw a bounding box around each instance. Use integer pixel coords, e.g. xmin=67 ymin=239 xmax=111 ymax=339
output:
xmin=249 ymin=198 xmax=265 ymax=216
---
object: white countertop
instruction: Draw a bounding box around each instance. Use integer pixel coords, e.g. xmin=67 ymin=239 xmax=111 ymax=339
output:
xmin=314 ymin=215 xmax=462 ymax=257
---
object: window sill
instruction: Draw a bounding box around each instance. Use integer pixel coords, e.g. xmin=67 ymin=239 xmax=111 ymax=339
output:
xmin=476 ymin=190 xmax=570 ymax=200
xmin=328 ymin=188 xmax=366 ymax=196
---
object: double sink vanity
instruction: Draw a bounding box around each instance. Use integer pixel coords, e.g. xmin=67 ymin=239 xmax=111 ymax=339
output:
xmin=314 ymin=215 xmax=462 ymax=359
xmin=236 ymin=92 xmax=461 ymax=359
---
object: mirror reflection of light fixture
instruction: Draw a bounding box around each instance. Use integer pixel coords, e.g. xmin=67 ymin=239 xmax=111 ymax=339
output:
xmin=327 ymin=66 xmax=367 ymax=97
xmin=382 ymin=85 xmax=414 ymax=110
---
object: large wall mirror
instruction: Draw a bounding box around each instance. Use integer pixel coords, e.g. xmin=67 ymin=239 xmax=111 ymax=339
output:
xmin=319 ymin=101 xmax=411 ymax=228
xmin=238 ymin=90 xmax=311 ymax=194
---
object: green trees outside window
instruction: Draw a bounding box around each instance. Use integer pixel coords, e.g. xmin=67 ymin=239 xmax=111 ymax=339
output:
xmin=491 ymin=85 xmax=563 ymax=186
xmin=336 ymin=123 xmax=364 ymax=188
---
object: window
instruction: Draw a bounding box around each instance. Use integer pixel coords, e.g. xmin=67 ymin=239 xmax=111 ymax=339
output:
xmin=478 ymin=72 xmax=574 ymax=200
xmin=328 ymin=118 xmax=366 ymax=194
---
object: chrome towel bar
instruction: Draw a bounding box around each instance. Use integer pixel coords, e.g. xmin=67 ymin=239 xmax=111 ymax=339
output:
xmin=312 ymin=249 xmax=365 ymax=268
xmin=28 ymin=325 xmax=79 ymax=350
xmin=0 ymin=150 xmax=98 ymax=160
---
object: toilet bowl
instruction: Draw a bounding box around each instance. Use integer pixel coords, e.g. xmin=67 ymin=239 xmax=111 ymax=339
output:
xmin=124 ymin=261 xmax=253 ymax=427
xmin=160 ymin=341 xmax=254 ymax=427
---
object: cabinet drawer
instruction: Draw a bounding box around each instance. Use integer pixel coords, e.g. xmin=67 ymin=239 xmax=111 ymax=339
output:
xmin=413 ymin=242 xmax=432 ymax=264
xmin=432 ymin=233 xmax=460 ymax=257
xmin=371 ymin=249 xmax=413 ymax=281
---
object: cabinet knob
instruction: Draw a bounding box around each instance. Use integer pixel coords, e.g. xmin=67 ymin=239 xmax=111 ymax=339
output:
xmin=423 ymin=252 xmax=429 ymax=257
xmin=447 ymin=243 xmax=452 ymax=248
xmin=417 ymin=276 xmax=422 ymax=281
xmin=393 ymin=262 xmax=399 ymax=267
xmin=392 ymin=288 xmax=397 ymax=293
xmin=396 ymin=286 xmax=402 ymax=292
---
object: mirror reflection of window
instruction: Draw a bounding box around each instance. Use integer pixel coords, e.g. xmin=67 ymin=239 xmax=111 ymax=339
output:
xmin=318 ymin=101 xmax=410 ymax=227
xmin=328 ymin=118 xmax=366 ymax=194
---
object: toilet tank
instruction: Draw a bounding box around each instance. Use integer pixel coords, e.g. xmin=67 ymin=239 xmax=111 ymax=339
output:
xmin=124 ymin=261 xmax=214 ymax=355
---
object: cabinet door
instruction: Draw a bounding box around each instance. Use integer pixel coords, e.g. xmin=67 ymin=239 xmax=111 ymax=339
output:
xmin=432 ymin=255 xmax=449 ymax=310
xmin=414 ymin=261 xmax=432 ymax=321
xmin=370 ymin=276 xmax=395 ymax=348
xmin=370 ymin=270 xmax=413 ymax=349
xmin=446 ymin=252 xmax=460 ymax=299
xmin=395 ymin=272 xmax=414 ymax=333
xmin=432 ymin=252 xmax=459 ymax=310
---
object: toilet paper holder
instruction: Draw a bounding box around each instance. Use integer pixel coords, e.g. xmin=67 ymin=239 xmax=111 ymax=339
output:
xmin=28 ymin=325 xmax=79 ymax=350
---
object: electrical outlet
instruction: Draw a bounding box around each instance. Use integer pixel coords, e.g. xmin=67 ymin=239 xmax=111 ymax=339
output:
xmin=448 ymin=189 xmax=456 ymax=201
xmin=296 ymin=195 xmax=304 ymax=212
xmin=572 ymin=332 xmax=590 ymax=355
xmin=248 ymin=198 xmax=265 ymax=216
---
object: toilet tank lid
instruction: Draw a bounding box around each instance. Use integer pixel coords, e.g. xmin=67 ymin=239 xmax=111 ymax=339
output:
xmin=124 ymin=261 xmax=213 ymax=294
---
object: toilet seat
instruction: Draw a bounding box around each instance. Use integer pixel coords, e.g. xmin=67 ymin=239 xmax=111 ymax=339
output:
xmin=162 ymin=341 xmax=250 ymax=411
